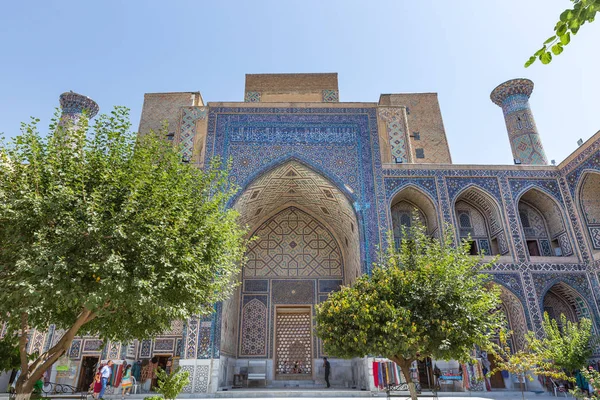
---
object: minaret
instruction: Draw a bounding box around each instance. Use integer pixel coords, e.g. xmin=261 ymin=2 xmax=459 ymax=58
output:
xmin=58 ymin=91 xmax=99 ymax=127
xmin=490 ymin=79 xmax=548 ymax=165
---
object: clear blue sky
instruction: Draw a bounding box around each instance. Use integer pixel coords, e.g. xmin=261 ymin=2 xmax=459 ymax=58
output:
xmin=1 ymin=0 xmax=598 ymax=165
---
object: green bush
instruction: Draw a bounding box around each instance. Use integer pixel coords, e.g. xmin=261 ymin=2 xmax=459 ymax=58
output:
xmin=153 ymin=367 xmax=190 ymax=400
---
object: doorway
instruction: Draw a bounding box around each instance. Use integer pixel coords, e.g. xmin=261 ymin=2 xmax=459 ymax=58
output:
xmin=77 ymin=356 xmax=99 ymax=392
xmin=488 ymin=353 xmax=505 ymax=389
xmin=417 ymin=359 xmax=433 ymax=389
xmin=152 ymin=356 xmax=172 ymax=387
xmin=274 ymin=306 xmax=313 ymax=380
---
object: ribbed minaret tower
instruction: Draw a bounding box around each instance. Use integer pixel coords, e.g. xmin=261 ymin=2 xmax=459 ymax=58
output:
xmin=490 ymin=79 xmax=548 ymax=165
xmin=58 ymin=91 xmax=99 ymax=127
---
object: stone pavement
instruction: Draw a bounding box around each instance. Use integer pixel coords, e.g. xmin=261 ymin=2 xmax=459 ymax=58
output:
xmin=0 ymin=391 xmax=567 ymax=400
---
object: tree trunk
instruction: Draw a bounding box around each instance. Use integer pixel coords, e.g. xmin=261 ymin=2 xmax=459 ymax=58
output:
xmin=392 ymin=357 xmax=418 ymax=400
xmin=15 ymin=309 xmax=96 ymax=399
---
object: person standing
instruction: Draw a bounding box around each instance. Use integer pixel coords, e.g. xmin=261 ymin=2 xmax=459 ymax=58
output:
xmin=90 ymin=368 xmax=102 ymax=400
xmin=323 ymin=357 xmax=331 ymax=388
xmin=99 ymin=360 xmax=113 ymax=400
xmin=121 ymin=364 xmax=132 ymax=399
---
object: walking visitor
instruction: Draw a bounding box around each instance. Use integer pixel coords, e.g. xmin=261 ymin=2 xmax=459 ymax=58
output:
xmin=121 ymin=364 xmax=133 ymax=398
xmin=99 ymin=360 xmax=113 ymax=400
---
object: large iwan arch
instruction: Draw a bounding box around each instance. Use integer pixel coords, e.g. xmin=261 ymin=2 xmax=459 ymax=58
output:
xmin=219 ymin=160 xmax=361 ymax=384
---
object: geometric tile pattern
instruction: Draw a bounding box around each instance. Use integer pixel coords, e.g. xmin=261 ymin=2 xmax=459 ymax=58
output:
xmin=234 ymin=161 xmax=359 ymax=280
xmin=194 ymin=365 xmax=210 ymax=393
xmin=245 ymin=207 xmax=343 ymax=278
xmin=490 ymin=79 xmax=547 ymax=165
xmin=69 ymin=339 xmax=82 ymax=359
xmin=590 ymin=227 xmax=600 ymax=250
xmin=379 ymin=107 xmax=409 ymax=163
xmin=108 ymin=341 xmax=120 ymax=359
xmin=197 ymin=321 xmax=212 ymax=359
xmin=498 ymin=287 xmax=528 ymax=351
xmin=179 ymin=365 xmax=195 ymax=393
xmin=322 ymin=89 xmax=339 ymax=103
xmin=245 ymin=91 xmax=261 ymax=103
xmin=179 ymin=106 xmax=207 ymax=161
xmin=240 ymin=298 xmax=268 ymax=356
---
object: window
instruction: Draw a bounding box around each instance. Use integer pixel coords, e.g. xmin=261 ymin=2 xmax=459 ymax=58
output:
xmin=468 ymin=241 xmax=479 ymax=256
xmin=491 ymin=238 xmax=500 ymax=255
xmin=412 ymin=132 xmax=420 ymax=140
xmin=400 ymin=213 xmax=411 ymax=227
xmin=415 ymin=148 xmax=425 ymax=159
xmin=527 ymin=240 xmax=540 ymax=256
xmin=459 ymin=213 xmax=471 ymax=228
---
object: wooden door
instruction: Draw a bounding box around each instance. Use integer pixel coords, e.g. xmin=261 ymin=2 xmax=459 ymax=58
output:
xmin=274 ymin=306 xmax=313 ymax=380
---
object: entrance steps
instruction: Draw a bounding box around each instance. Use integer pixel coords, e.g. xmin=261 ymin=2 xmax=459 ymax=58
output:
xmin=216 ymin=388 xmax=371 ymax=398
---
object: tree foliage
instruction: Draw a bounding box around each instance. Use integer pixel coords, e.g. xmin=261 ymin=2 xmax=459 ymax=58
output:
xmin=0 ymin=108 xmax=247 ymax=398
xmin=153 ymin=367 xmax=190 ymax=400
xmin=489 ymin=329 xmax=569 ymax=400
xmin=526 ymin=0 xmax=599 ymax=67
xmin=570 ymin=367 xmax=600 ymax=399
xmin=315 ymin=221 xmax=502 ymax=400
xmin=489 ymin=313 xmax=597 ymax=400
xmin=529 ymin=313 xmax=596 ymax=374
xmin=0 ymin=332 xmax=22 ymax=373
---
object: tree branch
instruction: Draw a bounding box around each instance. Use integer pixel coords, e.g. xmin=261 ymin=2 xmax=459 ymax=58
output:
xmin=19 ymin=313 xmax=29 ymax=377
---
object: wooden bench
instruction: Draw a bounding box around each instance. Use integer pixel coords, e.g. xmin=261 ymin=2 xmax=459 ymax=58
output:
xmin=246 ymin=360 xmax=267 ymax=387
xmin=386 ymin=383 xmax=438 ymax=400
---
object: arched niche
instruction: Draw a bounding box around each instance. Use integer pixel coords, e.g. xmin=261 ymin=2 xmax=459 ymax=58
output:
xmin=497 ymin=285 xmax=528 ymax=351
xmin=542 ymin=282 xmax=595 ymax=331
xmin=454 ymin=187 xmax=509 ymax=256
xmin=578 ymin=172 xmax=600 ymax=259
xmin=220 ymin=160 xmax=361 ymax=366
xmin=517 ymin=188 xmax=573 ymax=258
xmin=389 ymin=186 xmax=439 ymax=247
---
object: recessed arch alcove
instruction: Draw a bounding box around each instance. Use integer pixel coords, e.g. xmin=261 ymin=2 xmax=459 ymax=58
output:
xmin=517 ymin=188 xmax=573 ymax=258
xmin=218 ymin=160 xmax=361 ymax=383
xmin=577 ymin=171 xmax=600 ymax=260
xmin=389 ymin=185 xmax=439 ymax=247
xmin=453 ymin=186 xmax=509 ymax=256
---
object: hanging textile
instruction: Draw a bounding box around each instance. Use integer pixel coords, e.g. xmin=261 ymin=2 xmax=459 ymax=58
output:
xmin=131 ymin=362 xmax=142 ymax=381
xmin=373 ymin=362 xmax=380 ymax=388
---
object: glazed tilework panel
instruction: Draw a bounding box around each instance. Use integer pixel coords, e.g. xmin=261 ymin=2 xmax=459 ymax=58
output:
xmin=272 ymin=280 xmax=316 ymax=304
xmin=206 ymin=108 xmax=385 ymax=274
xmin=244 ymin=280 xmax=269 ymax=292
xmin=233 ymin=161 xmax=360 ymax=280
xmin=240 ymin=296 xmax=268 ymax=356
xmin=179 ymin=107 xmax=207 ymax=161
xmin=322 ymin=89 xmax=339 ymax=103
xmin=379 ymin=107 xmax=410 ymax=163
xmin=245 ymin=207 xmax=343 ymax=278
xmin=565 ymin=149 xmax=600 ymax=199
xmin=543 ymin=291 xmax=578 ymax=323
xmin=500 ymin=94 xmax=547 ymax=165
xmin=532 ymin=273 xmax=598 ymax=325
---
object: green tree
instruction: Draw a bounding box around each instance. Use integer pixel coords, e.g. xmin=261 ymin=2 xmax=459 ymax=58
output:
xmin=529 ymin=313 xmax=596 ymax=375
xmin=489 ymin=313 xmax=597 ymax=400
xmin=526 ymin=0 xmax=599 ymax=67
xmin=0 ymin=108 xmax=247 ymax=400
xmin=152 ymin=367 xmax=191 ymax=400
xmin=315 ymin=222 xmax=503 ymax=400
xmin=570 ymin=367 xmax=600 ymax=399
xmin=489 ymin=330 xmax=568 ymax=400
xmin=0 ymin=332 xmax=22 ymax=373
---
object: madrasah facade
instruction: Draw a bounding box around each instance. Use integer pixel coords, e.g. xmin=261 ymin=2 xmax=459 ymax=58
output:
xmin=3 ymin=73 xmax=600 ymax=394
